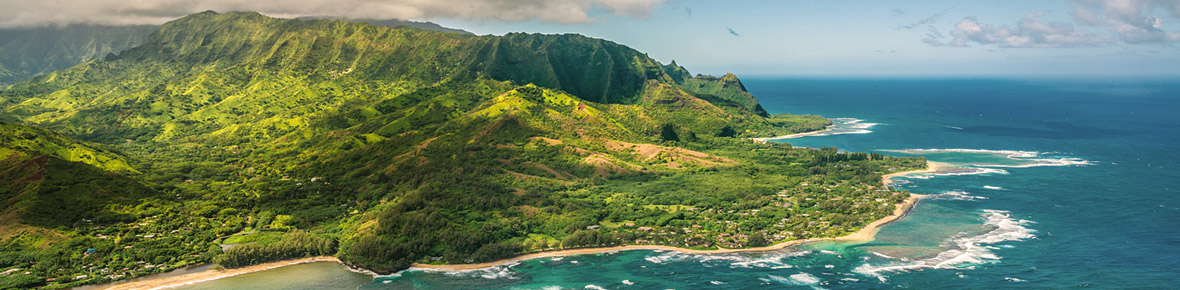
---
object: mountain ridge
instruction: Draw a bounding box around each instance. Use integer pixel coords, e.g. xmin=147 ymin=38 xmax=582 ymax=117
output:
xmin=0 ymin=11 xmax=922 ymax=288
xmin=0 ymin=13 xmax=472 ymax=89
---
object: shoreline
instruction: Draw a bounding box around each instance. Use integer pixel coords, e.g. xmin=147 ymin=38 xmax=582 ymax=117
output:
xmin=411 ymin=192 xmax=927 ymax=271
xmin=882 ymin=161 xmax=947 ymax=186
xmin=101 ymin=256 xmax=339 ymax=290
xmin=410 ymin=160 xmax=938 ymax=270
xmin=104 ymin=161 xmax=938 ymax=286
xmin=751 ymin=128 xmax=834 ymax=142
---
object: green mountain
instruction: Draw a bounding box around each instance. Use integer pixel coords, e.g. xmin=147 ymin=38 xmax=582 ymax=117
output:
xmin=0 ymin=122 xmax=153 ymax=227
xmin=0 ymin=24 xmax=158 ymax=88
xmin=337 ymin=18 xmax=472 ymax=35
xmin=0 ymin=18 xmax=469 ymax=89
xmin=0 ymin=11 xmax=922 ymax=287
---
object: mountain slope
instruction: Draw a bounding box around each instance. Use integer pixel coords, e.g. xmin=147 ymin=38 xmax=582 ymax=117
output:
xmin=0 ymin=11 xmax=922 ymax=285
xmin=0 ymin=122 xmax=155 ymax=234
xmin=347 ymin=18 xmax=473 ymax=35
xmin=0 ymin=17 xmax=473 ymax=90
xmin=0 ymin=24 xmax=157 ymax=88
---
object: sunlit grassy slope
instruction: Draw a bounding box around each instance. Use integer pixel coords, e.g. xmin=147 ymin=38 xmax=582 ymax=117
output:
xmin=0 ymin=11 xmax=922 ymax=285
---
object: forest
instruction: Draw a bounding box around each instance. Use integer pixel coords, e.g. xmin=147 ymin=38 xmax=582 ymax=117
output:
xmin=0 ymin=11 xmax=923 ymax=288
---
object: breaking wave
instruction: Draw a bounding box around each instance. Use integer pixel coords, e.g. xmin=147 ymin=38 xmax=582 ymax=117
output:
xmin=936 ymin=190 xmax=988 ymax=201
xmin=767 ymin=273 xmax=825 ymax=289
xmin=853 ymin=210 xmax=1035 ymax=277
xmin=763 ymin=118 xmax=878 ymax=141
xmin=410 ymin=262 xmax=521 ymax=280
xmin=642 ymin=250 xmax=808 ymax=269
xmin=814 ymin=118 xmax=877 ymax=136
xmin=906 ymin=167 xmax=1010 ymax=179
xmin=881 ymin=148 xmax=1091 ymax=168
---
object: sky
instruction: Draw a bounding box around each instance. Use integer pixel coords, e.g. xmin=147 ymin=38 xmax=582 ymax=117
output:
xmin=3 ymin=0 xmax=1179 ymax=77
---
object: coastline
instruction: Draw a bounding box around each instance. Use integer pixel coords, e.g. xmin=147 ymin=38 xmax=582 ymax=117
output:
xmin=410 ymin=193 xmax=926 ymax=271
xmin=100 ymin=256 xmax=339 ymax=290
xmin=751 ymin=128 xmax=834 ymax=142
xmin=106 ymin=161 xmax=938 ymax=286
xmin=882 ymin=161 xmax=946 ymax=186
xmin=410 ymin=160 xmax=938 ymax=270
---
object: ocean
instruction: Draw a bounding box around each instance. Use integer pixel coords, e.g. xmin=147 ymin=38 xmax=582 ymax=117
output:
xmin=172 ymin=78 xmax=1180 ymax=289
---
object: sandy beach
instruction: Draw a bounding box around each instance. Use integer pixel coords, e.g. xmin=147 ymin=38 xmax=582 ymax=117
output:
xmin=751 ymin=128 xmax=834 ymax=142
xmin=410 ymin=193 xmax=925 ymax=271
xmin=101 ymin=256 xmax=339 ymax=290
xmin=412 ymin=160 xmax=939 ymax=270
xmin=103 ymin=162 xmax=938 ymax=286
xmin=882 ymin=161 xmax=947 ymax=186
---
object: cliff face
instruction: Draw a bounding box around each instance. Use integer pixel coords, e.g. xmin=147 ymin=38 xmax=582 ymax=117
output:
xmin=663 ymin=62 xmax=769 ymax=117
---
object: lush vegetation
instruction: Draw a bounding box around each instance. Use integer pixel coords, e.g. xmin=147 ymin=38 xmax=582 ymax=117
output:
xmin=0 ymin=123 xmax=225 ymax=289
xmin=0 ymin=11 xmax=924 ymax=288
xmin=214 ymin=231 xmax=335 ymax=268
xmin=0 ymin=17 xmax=473 ymax=89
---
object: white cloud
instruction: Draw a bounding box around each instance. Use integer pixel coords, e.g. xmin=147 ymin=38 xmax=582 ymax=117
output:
xmin=896 ymin=9 xmax=948 ymax=30
xmin=1071 ymin=0 xmax=1180 ymax=43
xmin=591 ymin=0 xmax=664 ymax=18
xmin=925 ymin=0 xmax=1180 ymax=48
xmin=0 ymin=0 xmax=667 ymax=28
xmin=926 ymin=12 xmax=1112 ymax=48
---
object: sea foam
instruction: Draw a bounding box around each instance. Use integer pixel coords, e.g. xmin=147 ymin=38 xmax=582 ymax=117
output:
xmin=816 ymin=118 xmax=877 ymax=136
xmin=769 ymin=118 xmax=878 ymax=140
xmin=882 ymin=148 xmax=1091 ymax=168
xmin=853 ymin=210 xmax=1035 ymax=277
xmin=642 ymin=250 xmax=808 ymax=269
xmin=937 ymin=191 xmax=987 ymax=201
xmin=768 ymin=273 xmax=826 ymax=289
xmin=411 ymin=262 xmax=522 ymax=280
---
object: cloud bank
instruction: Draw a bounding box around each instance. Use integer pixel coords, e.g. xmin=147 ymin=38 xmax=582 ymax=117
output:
xmin=1072 ymin=0 xmax=1180 ymax=43
xmin=925 ymin=0 xmax=1180 ymax=48
xmin=0 ymin=0 xmax=666 ymax=28
xmin=926 ymin=12 xmax=1112 ymax=48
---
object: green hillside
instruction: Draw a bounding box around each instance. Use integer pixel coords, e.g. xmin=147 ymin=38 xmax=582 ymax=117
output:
xmin=0 ymin=11 xmax=922 ymax=287
xmin=0 ymin=122 xmax=151 ymax=227
xmin=0 ymin=122 xmax=233 ymax=290
xmin=0 ymin=18 xmax=469 ymax=89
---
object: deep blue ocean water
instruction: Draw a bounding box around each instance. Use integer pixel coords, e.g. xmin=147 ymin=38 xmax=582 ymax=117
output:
xmin=174 ymin=78 xmax=1180 ymax=289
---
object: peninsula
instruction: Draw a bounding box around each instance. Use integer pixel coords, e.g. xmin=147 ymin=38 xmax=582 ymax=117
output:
xmin=0 ymin=11 xmax=924 ymax=289
xmin=91 ymin=160 xmax=934 ymax=290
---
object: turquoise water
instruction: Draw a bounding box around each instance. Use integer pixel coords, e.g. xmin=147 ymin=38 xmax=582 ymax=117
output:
xmin=171 ymin=261 xmax=372 ymax=290
xmin=175 ymin=78 xmax=1180 ymax=289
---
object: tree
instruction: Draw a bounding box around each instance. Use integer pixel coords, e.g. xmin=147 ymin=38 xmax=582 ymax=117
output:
xmin=660 ymin=124 xmax=679 ymax=142
xmin=747 ymin=232 xmax=768 ymax=247
xmin=717 ymin=125 xmax=737 ymax=138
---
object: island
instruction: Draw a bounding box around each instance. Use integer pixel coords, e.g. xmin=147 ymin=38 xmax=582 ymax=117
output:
xmin=0 ymin=12 xmax=924 ymax=289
